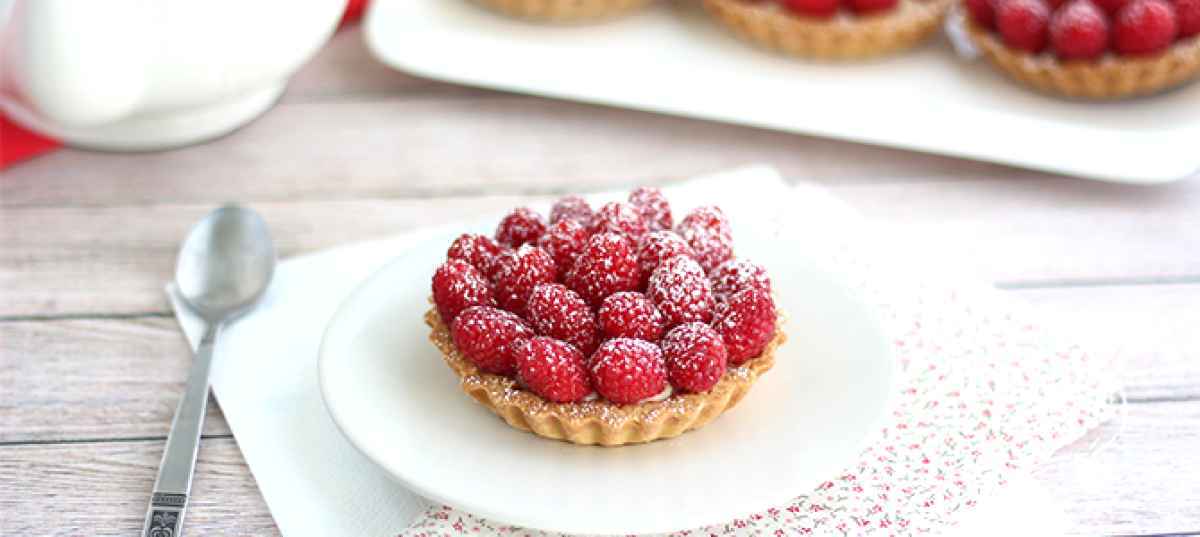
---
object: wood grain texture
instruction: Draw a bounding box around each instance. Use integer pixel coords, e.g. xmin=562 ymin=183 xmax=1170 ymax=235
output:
xmin=0 ymin=438 xmax=278 ymax=537
xmin=0 ymin=94 xmax=1040 ymax=209
xmin=1018 ymin=284 xmax=1200 ymax=404
xmin=0 ymin=318 xmax=230 ymax=442
xmin=0 ymin=197 xmax=524 ymax=316
xmin=836 ymin=177 xmax=1200 ymax=285
xmin=1036 ymin=401 xmax=1200 ymax=535
xmin=2 ymin=284 xmax=1197 ymax=442
xmin=0 ymin=403 xmax=1193 ymax=536
xmin=4 ymin=181 xmax=1200 ymax=316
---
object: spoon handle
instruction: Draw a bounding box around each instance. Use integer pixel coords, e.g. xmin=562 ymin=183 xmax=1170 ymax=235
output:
xmin=142 ymin=322 xmax=221 ymax=537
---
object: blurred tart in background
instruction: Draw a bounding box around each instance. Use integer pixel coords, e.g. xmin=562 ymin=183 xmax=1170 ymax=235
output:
xmin=471 ymin=0 xmax=654 ymax=22
xmin=703 ymin=0 xmax=955 ymax=60
xmin=962 ymin=0 xmax=1200 ymax=98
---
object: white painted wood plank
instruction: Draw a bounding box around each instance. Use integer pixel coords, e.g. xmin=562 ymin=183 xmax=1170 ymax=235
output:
xmin=4 ymin=187 xmax=1199 ymax=316
xmin=0 ymin=438 xmax=278 ymax=537
xmin=1036 ymin=401 xmax=1200 ymax=535
xmin=1014 ymin=284 xmax=1200 ymax=403
xmin=832 ymin=178 xmax=1200 ymax=284
xmin=0 ymin=198 xmax=525 ymax=316
xmin=2 ymin=285 xmax=1196 ymax=442
xmin=0 ymin=95 xmax=1034 ymax=208
xmin=0 ymin=318 xmax=230 ymax=442
xmin=1 ymin=403 xmax=1193 ymax=536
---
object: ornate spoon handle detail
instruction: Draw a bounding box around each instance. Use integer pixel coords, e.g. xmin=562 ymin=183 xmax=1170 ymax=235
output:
xmin=142 ymin=324 xmax=219 ymax=537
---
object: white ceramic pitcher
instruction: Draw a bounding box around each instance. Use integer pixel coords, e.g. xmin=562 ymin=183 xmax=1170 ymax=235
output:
xmin=0 ymin=0 xmax=347 ymax=150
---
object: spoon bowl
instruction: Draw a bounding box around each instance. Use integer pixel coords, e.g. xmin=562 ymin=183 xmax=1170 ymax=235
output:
xmin=175 ymin=205 xmax=276 ymax=322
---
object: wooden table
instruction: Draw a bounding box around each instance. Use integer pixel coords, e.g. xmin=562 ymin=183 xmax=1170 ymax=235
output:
xmin=2 ymin=26 xmax=1197 ymax=537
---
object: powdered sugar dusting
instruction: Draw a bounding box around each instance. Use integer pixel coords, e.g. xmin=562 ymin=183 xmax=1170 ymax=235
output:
xmin=662 ymin=322 xmax=729 ymax=392
xmin=628 ymin=186 xmax=674 ymax=231
xmin=597 ymin=291 xmax=666 ymax=342
xmin=431 ymin=259 xmax=497 ymax=323
xmin=711 ymin=258 xmax=772 ymax=300
xmin=714 ymin=288 xmax=777 ymax=365
xmin=526 ymin=283 xmax=597 ymax=355
xmin=591 ymin=201 xmax=649 ymax=242
xmin=492 ymin=245 xmax=556 ymax=316
xmin=513 ymin=336 xmax=591 ymax=403
xmin=446 ymin=233 xmax=505 ymax=279
xmin=549 ymin=195 xmax=594 ymax=228
xmin=535 ymin=219 xmax=589 ymax=279
xmin=677 ymin=206 xmax=735 ymax=273
xmin=636 ymin=230 xmax=696 ymax=287
xmin=564 ymin=232 xmax=640 ymax=307
xmin=450 ymin=305 xmax=533 ymax=376
xmin=495 ymin=207 xmax=547 ymax=247
xmin=589 ymin=338 xmax=668 ymax=404
xmin=647 ymin=256 xmax=716 ymax=327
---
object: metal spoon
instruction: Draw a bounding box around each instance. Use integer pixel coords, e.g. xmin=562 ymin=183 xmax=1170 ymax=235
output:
xmin=142 ymin=205 xmax=275 ymax=537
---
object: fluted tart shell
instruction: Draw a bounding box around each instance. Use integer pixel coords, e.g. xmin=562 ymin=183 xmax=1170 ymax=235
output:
xmin=703 ymin=0 xmax=954 ymax=60
xmin=963 ymin=14 xmax=1200 ymax=99
xmin=426 ymin=308 xmax=787 ymax=446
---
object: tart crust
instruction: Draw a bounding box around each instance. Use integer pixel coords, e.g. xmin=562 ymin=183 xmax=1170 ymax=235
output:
xmin=426 ymin=308 xmax=787 ymax=446
xmin=964 ymin=13 xmax=1200 ymax=99
xmin=470 ymin=0 xmax=653 ymax=22
xmin=703 ymin=0 xmax=954 ymax=60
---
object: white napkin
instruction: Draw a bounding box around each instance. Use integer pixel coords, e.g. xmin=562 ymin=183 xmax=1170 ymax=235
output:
xmin=168 ymin=165 xmax=1067 ymax=536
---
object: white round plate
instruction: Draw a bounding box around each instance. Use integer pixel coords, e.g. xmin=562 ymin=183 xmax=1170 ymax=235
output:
xmin=319 ymin=227 xmax=894 ymax=535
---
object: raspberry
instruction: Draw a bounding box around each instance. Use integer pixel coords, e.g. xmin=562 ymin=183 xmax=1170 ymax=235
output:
xmin=447 ymin=233 xmax=505 ymax=280
xmin=967 ymin=0 xmax=997 ymax=27
xmin=589 ymin=338 xmax=667 ymax=404
xmin=432 ymin=259 xmax=496 ymax=324
xmin=627 ymin=187 xmax=673 ymax=232
xmin=647 ymin=256 xmax=716 ymax=327
xmin=711 ymin=259 xmax=772 ymax=301
xmin=493 ymin=245 xmax=556 ymax=316
xmin=661 ymin=322 xmax=728 ymax=393
xmin=849 ymin=0 xmax=898 ymax=14
xmin=677 ymin=206 xmax=734 ymax=274
xmin=1178 ymin=0 xmax=1200 ymax=37
xmin=782 ymin=0 xmax=840 ymax=17
xmin=536 ymin=219 xmax=590 ymax=279
xmin=514 ymin=336 xmax=592 ymax=403
xmin=526 ymin=283 xmax=598 ymax=355
xmin=590 ymin=201 xmax=649 ymax=242
xmin=597 ymin=292 xmax=667 ymax=342
xmin=996 ymin=0 xmax=1052 ymax=52
xmin=550 ymin=195 xmax=595 ymax=228
xmin=564 ymin=232 xmax=640 ymax=307
xmin=678 ymin=205 xmax=732 ymax=238
xmin=495 ymin=207 xmax=547 ymax=247
xmin=636 ymin=231 xmax=695 ymax=288
xmin=451 ymin=306 xmax=533 ymax=376
xmin=1094 ymin=0 xmax=1129 ymax=13
xmin=713 ymin=288 xmax=778 ymax=366
xmin=1051 ymin=0 xmax=1111 ymax=59
xmin=1115 ymin=0 xmax=1179 ymax=54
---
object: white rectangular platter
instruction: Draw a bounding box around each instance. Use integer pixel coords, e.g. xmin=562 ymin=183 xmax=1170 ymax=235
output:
xmin=365 ymin=0 xmax=1198 ymax=184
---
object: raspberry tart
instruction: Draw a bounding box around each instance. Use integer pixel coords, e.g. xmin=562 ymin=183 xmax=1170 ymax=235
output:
xmin=470 ymin=0 xmax=653 ymax=22
xmin=427 ymin=188 xmax=787 ymax=446
xmin=703 ymin=0 xmax=954 ymax=59
xmin=962 ymin=0 xmax=1200 ymax=97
